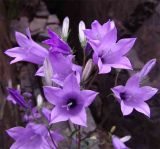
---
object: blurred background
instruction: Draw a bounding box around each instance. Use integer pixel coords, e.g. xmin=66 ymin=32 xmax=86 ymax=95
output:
xmin=1 ymin=0 xmax=160 ymax=148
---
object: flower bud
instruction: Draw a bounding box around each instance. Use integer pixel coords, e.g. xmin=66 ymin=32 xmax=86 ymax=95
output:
xmin=37 ymin=94 xmax=43 ymax=108
xmin=62 ymin=16 xmax=69 ymax=40
xmin=120 ymin=135 xmax=131 ymax=142
xmin=78 ymin=20 xmax=86 ymax=48
xmin=82 ymin=59 xmax=93 ymax=82
xmin=44 ymin=57 xmax=53 ymax=86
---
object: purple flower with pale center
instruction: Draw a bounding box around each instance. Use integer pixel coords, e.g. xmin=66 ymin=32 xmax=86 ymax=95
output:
xmin=84 ymin=20 xmax=136 ymax=74
xmin=7 ymin=88 xmax=30 ymax=108
xmin=112 ymin=135 xmax=130 ymax=149
xmin=5 ymin=28 xmax=48 ymax=64
xmin=7 ymin=123 xmax=63 ymax=149
xmin=43 ymin=74 xmax=98 ymax=126
xmin=111 ymin=59 xmax=158 ymax=117
xmin=43 ymin=28 xmax=71 ymax=55
xmin=36 ymin=51 xmax=82 ymax=86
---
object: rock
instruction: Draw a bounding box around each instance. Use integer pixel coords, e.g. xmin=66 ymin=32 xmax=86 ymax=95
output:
xmin=30 ymin=18 xmax=47 ymax=35
xmin=36 ymin=1 xmax=49 ymax=17
xmin=10 ymin=17 xmax=29 ymax=43
xmin=47 ymin=14 xmax=59 ymax=24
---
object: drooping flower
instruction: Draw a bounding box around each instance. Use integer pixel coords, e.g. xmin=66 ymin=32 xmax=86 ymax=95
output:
xmin=7 ymin=88 xmax=30 ymax=108
xmin=84 ymin=20 xmax=136 ymax=74
xmin=43 ymin=74 xmax=98 ymax=126
xmin=112 ymin=135 xmax=131 ymax=149
xmin=36 ymin=51 xmax=82 ymax=86
xmin=7 ymin=123 xmax=63 ymax=149
xmin=43 ymin=29 xmax=71 ymax=55
xmin=5 ymin=28 xmax=48 ymax=64
xmin=111 ymin=59 xmax=158 ymax=117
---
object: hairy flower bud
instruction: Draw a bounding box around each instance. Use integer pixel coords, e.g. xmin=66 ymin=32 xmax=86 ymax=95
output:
xmin=37 ymin=94 xmax=43 ymax=108
xmin=44 ymin=57 xmax=53 ymax=86
xmin=62 ymin=16 xmax=69 ymax=40
xmin=79 ymin=20 xmax=86 ymax=48
xmin=82 ymin=59 xmax=93 ymax=82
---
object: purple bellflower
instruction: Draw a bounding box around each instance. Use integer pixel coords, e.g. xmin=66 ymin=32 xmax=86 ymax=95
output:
xmin=43 ymin=74 xmax=98 ymax=126
xmin=84 ymin=20 xmax=136 ymax=74
xmin=112 ymin=135 xmax=130 ymax=149
xmin=7 ymin=88 xmax=30 ymax=108
xmin=43 ymin=28 xmax=71 ymax=55
xmin=5 ymin=28 xmax=48 ymax=64
xmin=111 ymin=59 xmax=158 ymax=117
xmin=7 ymin=123 xmax=63 ymax=149
xmin=36 ymin=51 xmax=82 ymax=86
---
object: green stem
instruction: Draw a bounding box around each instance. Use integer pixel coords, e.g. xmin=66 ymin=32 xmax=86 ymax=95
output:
xmin=48 ymin=128 xmax=58 ymax=149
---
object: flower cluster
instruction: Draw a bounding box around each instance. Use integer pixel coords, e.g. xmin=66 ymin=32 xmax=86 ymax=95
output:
xmin=5 ymin=17 xmax=158 ymax=149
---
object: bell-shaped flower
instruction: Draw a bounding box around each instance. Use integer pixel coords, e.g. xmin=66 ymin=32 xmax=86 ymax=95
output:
xmin=111 ymin=59 xmax=158 ymax=117
xmin=84 ymin=20 xmax=136 ymax=74
xmin=43 ymin=29 xmax=71 ymax=55
xmin=112 ymin=135 xmax=131 ymax=149
xmin=6 ymin=123 xmax=63 ymax=149
xmin=36 ymin=51 xmax=82 ymax=86
xmin=43 ymin=74 xmax=98 ymax=126
xmin=5 ymin=28 xmax=48 ymax=64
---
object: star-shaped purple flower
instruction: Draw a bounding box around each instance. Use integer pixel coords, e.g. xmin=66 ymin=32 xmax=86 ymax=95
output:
xmin=5 ymin=28 xmax=48 ymax=64
xmin=43 ymin=74 xmax=98 ymax=126
xmin=43 ymin=28 xmax=71 ymax=55
xmin=6 ymin=123 xmax=63 ymax=149
xmin=111 ymin=59 xmax=158 ymax=117
xmin=84 ymin=20 xmax=136 ymax=74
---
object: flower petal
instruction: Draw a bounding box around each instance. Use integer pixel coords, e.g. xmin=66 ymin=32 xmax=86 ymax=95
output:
xmin=63 ymin=73 xmax=80 ymax=92
xmin=134 ymin=102 xmax=150 ymax=117
xmin=70 ymin=108 xmax=87 ymax=127
xmin=98 ymin=58 xmax=111 ymax=74
xmin=139 ymin=58 xmax=156 ymax=80
xmin=50 ymin=107 xmax=69 ymax=124
xmin=111 ymin=85 xmax=125 ymax=102
xmin=81 ymin=90 xmax=98 ymax=107
xmin=113 ymin=38 xmax=136 ymax=55
xmin=43 ymin=86 xmax=62 ymax=105
xmin=121 ymin=101 xmax=133 ymax=116
xmin=139 ymin=86 xmax=158 ymax=101
xmin=6 ymin=127 xmax=25 ymax=140
xmin=109 ymin=57 xmax=132 ymax=70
